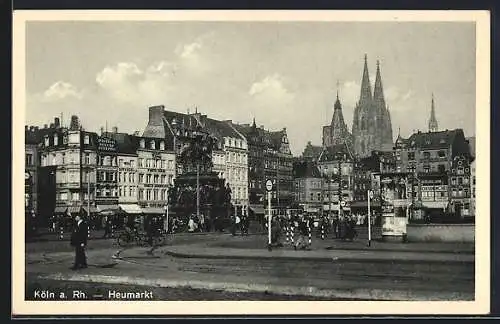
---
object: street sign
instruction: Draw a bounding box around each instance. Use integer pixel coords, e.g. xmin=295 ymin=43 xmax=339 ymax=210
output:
xmin=265 ymin=179 xmax=273 ymax=192
xmin=369 ymin=190 xmax=374 ymax=199
xmin=340 ymin=201 xmax=346 ymax=207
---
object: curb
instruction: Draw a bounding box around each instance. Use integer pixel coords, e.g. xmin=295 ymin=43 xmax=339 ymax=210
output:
xmin=160 ymin=249 xmax=474 ymax=264
xmin=34 ymin=273 xmax=472 ymax=301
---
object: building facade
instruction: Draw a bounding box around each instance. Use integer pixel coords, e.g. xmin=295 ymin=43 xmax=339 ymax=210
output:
xmin=317 ymin=142 xmax=355 ymax=214
xmin=351 ymin=55 xmax=393 ymax=157
xmin=233 ymin=120 xmax=294 ymax=211
xmin=136 ymin=136 xmax=176 ymax=210
xmin=394 ymin=128 xmax=473 ymax=220
xmin=293 ymin=161 xmax=323 ymax=213
xmin=95 ymin=135 xmax=119 ymax=213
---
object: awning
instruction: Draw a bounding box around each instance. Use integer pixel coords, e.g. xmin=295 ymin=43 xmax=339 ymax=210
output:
xmin=423 ymin=201 xmax=448 ymax=209
xmin=82 ymin=206 xmax=99 ymax=214
xmin=98 ymin=205 xmax=120 ymax=212
xmin=67 ymin=206 xmax=81 ymax=214
xmin=350 ymin=201 xmax=381 ymax=208
xmin=119 ymin=204 xmax=143 ymax=214
xmin=141 ymin=207 xmax=164 ymax=214
xmin=54 ymin=206 xmax=67 ymax=214
xmin=249 ymin=205 xmax=265 ymax=214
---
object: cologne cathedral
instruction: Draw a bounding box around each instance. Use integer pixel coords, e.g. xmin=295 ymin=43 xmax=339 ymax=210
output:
xmin=322 ymin=54 xmax=394 ymax=158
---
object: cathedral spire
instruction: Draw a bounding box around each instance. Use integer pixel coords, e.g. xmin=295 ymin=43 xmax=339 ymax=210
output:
xmin=359 ymin=54 xmax=372 ymax=106
xmin=428 ymin=93 xmax=438 ymax=132
xmin=373 ymin=59 xmax=386 ymax=109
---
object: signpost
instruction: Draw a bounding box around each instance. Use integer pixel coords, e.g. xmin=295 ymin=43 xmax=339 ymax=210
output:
xmin=368 ymin=190 xmax=373 ymax=247
xmin=265 ymin=179 xmax=273 ymax=251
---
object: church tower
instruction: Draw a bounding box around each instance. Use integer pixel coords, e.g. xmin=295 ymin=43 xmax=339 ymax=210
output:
xmin=322 ymin=84 xmax=354 ymax=149
xmin=428 ymin=93 xmax=439 ymax=132
xmin=352 ymin=55 xmax=393 ymax=157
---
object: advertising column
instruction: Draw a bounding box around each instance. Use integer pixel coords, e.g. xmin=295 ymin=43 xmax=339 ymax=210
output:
xmin=380 ymin=174 xmax=408 ymax=241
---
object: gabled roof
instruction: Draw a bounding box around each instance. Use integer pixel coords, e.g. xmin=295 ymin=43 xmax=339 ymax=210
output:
xmin=407 ymin=129 xmax=462 ymax=150
xmin=318 ymin=142 xmax=354 ymax=162
xmin=302 ymin=141 xmax=323 ymax=160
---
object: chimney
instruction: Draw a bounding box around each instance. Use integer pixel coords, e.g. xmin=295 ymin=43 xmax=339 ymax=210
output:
xmin=112 ymin=126 xmax=118 ymax=133
xmin=34 ymin=126 xmax=39 ymax=131
xmin=143 ymin=105 xmax=166 ymax=138
xmin=44 ymin=124 xmax=48 ymax=129
xmin=148 ymin=105 xmax=165 ymax=125
xmin=54 ymin=117 xmax=60 ymax=128
xmin=70 ymin=115 xmax=79 ymax=130
xmin=49 ymin=123 xmax=54 ymax=128
xmin=25 ymin=126 xmax=29 ymax=131
xmin=100 ymin=127 xmax=104 ymax=135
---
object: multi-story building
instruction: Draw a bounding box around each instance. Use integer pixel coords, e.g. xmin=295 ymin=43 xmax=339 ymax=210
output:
xmin=39 ymin=116 xmax=100 ymax=218
xmin=95 ymin=133 xmax=119 ymax=213
xmin=395 ymin=128 xmax=472 ymax=220
xmin=136 ymin=135 xmax=176 ymax=211
xmin=317 ymin=141 xmax=355 ymax=214
xmin=104 ymin=130 xmax=142 ymax=215
xmin=468 ymin=137 xmax=476 ymax=217
xmin=233 ymin=120 xmax=294 ymax=212
xmin=293 ymin=161 xmax=323 ymax=213
xmin=149 ymin=106 xmax=249 ymax=215
xmin=25 ymin=125 xmax=43 ymax=217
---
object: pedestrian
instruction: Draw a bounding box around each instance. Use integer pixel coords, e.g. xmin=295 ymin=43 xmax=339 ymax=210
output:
xmin=70 ymin=215 xmax=88 ymax=270
xmin=294 ymin=217 xmax=311 ymax=250
xmin=102 ymin=215 xmax=112 ymax=239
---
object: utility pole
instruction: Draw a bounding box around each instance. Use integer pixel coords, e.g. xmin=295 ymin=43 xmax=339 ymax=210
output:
xmin=276 ymin=156 xmax=280 ymax=212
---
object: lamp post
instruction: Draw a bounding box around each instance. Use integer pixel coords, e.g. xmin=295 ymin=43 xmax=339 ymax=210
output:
xmin=367 ymin=189 xmax=373 ymax=247
xmin=164 ymin=204 xmax=169 ymax=234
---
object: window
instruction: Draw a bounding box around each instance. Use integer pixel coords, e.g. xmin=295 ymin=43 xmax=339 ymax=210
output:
xmin=61 ymin=153 xmax=66 ymax=164
xmin=26 ymin=153 xmax=33 ymax=166
xmin=84 ymin=135 xmax=90 ymax=145
xmin=54 ymin=134 xmax=59 ymax=146
xmin=161 ymin=175 xmax=166 ymax=184
xmin=168 ymin=160 xmax=173 ymax=169
xmin=119 ymin=187 xmax=123 ymax=197
xmin=423 ymin=151 xmax=430 ymax=159
xmin=146 ymin=190 xmax=151 ymax=200
xmin=118 ymin=173 xmax=122 ymax=182
xmin=130 ymin=160 xmax=136 ymax=168
xmin=60 ymin=192 xmax=68 ymax=201
xmin=458 ymin=177 xmax=463 ymax=185
xmin=71 ymin=192 xmax=79 ymax=201
xmin=408 ymin=152 xmax=415 ymax=160
xmin=128 ymin=187 xmax=132 ymax=197
xmin=160 ymin=141 xmax=165 ymax=150
xmin=139 ymin=158 xmax=144 ymax=167
xmin=139 ymin=189 xmax=144 ymax=200
xmin=168 ymin=174 xmax=174 ymax=184
xmin=457 ymin=167 xmax=464 ymax=175
xmin=44 ymin=136 xmax=49 ymax=146
xmin=140 ymin=139 xmax=145 ymax=148
xmin=156 ymin=160 xmax=161 ymax=169
xmin=119 ymin=159 xmax=123 ymax=167
xmin=147 ymin=174 xmax=152 ymax=184
xmin=150 ymin=140 xmax=156 ymax=149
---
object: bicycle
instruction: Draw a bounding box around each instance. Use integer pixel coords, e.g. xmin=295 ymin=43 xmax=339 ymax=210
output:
xmin=116 ymin=229 xmax=148 ymax=247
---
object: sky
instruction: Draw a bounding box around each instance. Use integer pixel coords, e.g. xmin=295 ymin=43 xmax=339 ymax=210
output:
xmin=25 ymin=21 xmax=476 ymax=156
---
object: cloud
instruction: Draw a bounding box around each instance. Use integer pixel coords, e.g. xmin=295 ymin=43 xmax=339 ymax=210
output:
xmin=41 ymin=81 xmax=84 ymax=102
xmin=249 ymin=74 xmax=295 ymax=102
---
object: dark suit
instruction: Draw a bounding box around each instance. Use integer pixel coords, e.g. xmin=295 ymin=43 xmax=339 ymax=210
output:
xmin=70 ymin=220 xmax=88 ymax=268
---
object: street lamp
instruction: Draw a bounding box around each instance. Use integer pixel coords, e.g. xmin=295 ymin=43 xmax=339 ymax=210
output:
xmin=164 ymin=204 xmax=169 ymax=234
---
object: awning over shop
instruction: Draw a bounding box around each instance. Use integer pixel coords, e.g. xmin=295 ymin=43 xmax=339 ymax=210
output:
xmin=423 ymin=201 xmax=448 ymax=209
xmin=54 ymin=206 xmax=67 ymax=214
xmin=249 ymin=205 xmax=265 ymax=214
xmin=67 ymin=206 xmax=81 ymax=214
xmin=141 ymin=207 xmax=164 ymax=214
xmin=350 ymin=201 xmax=381 ymax=208
xmin=82 ymin=206 xmax=99 ymax=214
xmin=97 ymin=205 xmax=120 ymax=213
xmin=119 ymin=204 xmax=143 ymax=214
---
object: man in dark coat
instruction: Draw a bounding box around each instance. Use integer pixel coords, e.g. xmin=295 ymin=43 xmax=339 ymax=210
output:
xmin=70 ymin=215 xmax=88 ymax=270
